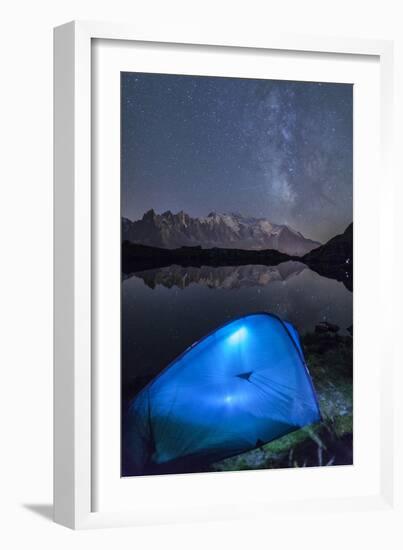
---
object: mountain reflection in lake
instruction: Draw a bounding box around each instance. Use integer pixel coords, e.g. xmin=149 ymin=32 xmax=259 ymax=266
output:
xmin=122 ymin=261 xmax=352 ymax=399
xmin=130 ymin=261 xmax=306 ymax=290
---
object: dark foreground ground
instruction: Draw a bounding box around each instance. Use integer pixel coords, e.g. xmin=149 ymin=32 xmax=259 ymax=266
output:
xmin=212 ymin=331 xmax=353 ymax=471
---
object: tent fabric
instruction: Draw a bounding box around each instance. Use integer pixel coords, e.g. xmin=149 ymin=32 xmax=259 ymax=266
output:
xmin=125 ymin=313 xmax=321 ymax=475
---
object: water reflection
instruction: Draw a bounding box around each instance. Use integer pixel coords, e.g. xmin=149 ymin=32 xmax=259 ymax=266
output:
xmin=122 ymin=262 xmax=352 ymax=398
xmin=129 ymin=261 xmax=306 ymax=290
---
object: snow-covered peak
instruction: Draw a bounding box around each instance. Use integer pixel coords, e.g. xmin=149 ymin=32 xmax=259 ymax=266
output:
xmin=123 ymin=210 xmax=321 ymax=256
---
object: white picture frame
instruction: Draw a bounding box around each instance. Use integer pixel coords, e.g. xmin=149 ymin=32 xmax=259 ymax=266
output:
xmin=54 ymin=20 xmax=399 ymax=530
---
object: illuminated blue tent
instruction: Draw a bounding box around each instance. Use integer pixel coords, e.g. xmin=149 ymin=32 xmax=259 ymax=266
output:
xmin=125 ymin=313 xmax=321 ymax=475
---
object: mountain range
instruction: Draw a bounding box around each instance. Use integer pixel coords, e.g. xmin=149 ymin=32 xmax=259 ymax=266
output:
xmin=122 ymin=209 xmax=321 ymax=257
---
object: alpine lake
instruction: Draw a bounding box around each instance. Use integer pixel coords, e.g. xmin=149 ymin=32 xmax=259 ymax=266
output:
xmin=122 ymin=260 xmax=353 ymax=474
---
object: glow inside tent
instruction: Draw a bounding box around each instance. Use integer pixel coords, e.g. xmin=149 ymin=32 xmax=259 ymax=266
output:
xmin=125 ymin=313 xmax=321 ymax=475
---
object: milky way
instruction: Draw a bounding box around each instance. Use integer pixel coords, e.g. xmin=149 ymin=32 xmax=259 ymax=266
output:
xmin=121 ymin=73 xmax=352 ymax=243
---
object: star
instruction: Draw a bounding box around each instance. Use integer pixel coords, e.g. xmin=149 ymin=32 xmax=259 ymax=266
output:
xmin=121 ymin=72 xmax=352 ymax=242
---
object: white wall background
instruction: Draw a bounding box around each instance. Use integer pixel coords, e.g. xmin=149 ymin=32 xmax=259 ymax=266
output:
xmin=0 ymin=0 xmax=401 ymax=548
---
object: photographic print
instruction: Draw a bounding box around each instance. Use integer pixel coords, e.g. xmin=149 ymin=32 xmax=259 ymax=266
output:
xmin=121 ymin=72 xmax=353 ymax=477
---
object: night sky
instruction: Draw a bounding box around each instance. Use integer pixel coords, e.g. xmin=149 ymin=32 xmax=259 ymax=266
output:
xmin=121 ymin=73 xmax=352 ymax=243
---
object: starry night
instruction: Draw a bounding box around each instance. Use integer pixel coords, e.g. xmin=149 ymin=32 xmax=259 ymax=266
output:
xmin=121 ymin=72 xmax=353 ymax=477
